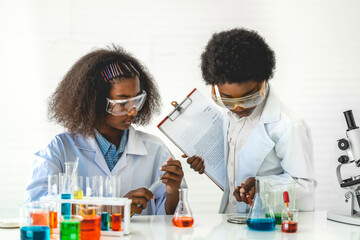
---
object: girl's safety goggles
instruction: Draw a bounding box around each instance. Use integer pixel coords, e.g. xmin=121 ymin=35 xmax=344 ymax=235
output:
xmin=211 ymin=81 xmax=267 ymax=110
xmin=106 ymin=90 xmax=147 ymax=116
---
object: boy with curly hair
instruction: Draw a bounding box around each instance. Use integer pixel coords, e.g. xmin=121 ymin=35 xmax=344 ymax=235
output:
xmin=186 ymin=28 xmax=316 ymax=212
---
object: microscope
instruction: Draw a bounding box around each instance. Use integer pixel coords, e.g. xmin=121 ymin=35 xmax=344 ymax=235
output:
xmin=327 ymin=110 xmax=360 ymax=225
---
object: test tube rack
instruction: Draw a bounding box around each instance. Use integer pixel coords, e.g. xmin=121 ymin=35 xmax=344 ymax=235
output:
xmin=40 ymin=196 xmax=132 ymax=236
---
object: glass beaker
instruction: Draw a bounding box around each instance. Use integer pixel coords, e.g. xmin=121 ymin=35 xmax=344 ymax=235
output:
xmin=60 ymin=216 xmax=81 ymax=240
xmin=246 ymin=178 xmax=276 ymax=231
xmin=264 ymin=179 xmax=296 ymax=224
xmin=172 ymin=188 xmax=194 ymax=228
xmin=76 ymin=204 xmax=101 ymax=240
xmin=281 ymin=208 xmax=298 ymax=233
xmin=20 ymin=202 xmax=50 ymax=240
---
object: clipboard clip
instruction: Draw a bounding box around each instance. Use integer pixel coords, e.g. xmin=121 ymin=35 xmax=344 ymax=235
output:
xmin=168 ymin=97 xmax=192 ymax=121
xmin=171 ymin=101 xmax=184 ymax=113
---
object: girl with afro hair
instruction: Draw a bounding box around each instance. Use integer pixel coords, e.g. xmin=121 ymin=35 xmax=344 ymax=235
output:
xmin=25 ymin=45 xmax=184 ymax=215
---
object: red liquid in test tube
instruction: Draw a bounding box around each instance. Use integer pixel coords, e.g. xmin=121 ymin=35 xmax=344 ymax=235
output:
xmin=112 ymin=213 xmax=121 ymax=231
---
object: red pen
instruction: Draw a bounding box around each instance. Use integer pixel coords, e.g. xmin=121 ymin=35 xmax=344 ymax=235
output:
xmin=241 ymin=182 xmax=252 ymax=206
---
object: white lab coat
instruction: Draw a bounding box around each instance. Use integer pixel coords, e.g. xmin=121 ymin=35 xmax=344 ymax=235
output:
xmin=25 ymin=126 xmax=173 ymax=215
xmin=219 ymin=86 xmax=317 ymax=213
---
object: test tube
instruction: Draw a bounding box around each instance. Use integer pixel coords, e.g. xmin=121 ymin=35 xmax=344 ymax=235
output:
xmin=74 ymin=176 xmax=84 ymax=199
xmin=85 ymin=176 xmax=93 ymax=197
xmin=111 ymin=213 xmax=121 ymax=231
xmin=47 ymin=175 xmax=58 ymax=196
xmin=59 ymin=173 xmax=72 ymax=194
xmin=47 ymin=202 xmax=58 ymax=238
xmin=61 ymin=193 xmax=71 ymax=219
xmin=101 ymin=212 xmax=109 ymax=231
xmin=97 ymin=176 xmax=104 ymax=197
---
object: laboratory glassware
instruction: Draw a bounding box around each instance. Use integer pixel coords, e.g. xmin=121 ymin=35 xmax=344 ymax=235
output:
xmin=47 ymin=175 xmax=59 ymax=196
xmin=246 ymin=178 xmax=276 ymax=231
xmin=172 ymin=188 xmax=194 ymax=228
xmin=100 ymin=212 xmax=109 ymax=231
xmin=77 ymin=204 xmax=101 ymax=240
xmin=111 ymin=213 xmax=121 ymax=231
xmin=264 ymin=179 xmax=296 ymax=224
xmin=73 ymin=176 xmax=84 ymax=199
xmin=60 ymin=216 xmax=81 ymax=240
xmin=20 ymin=202 xmax=50 ymax=240
xmin=46 ymin=202 xmax=58 ymax=238
xmin=281 ymin=208 xmax=298 ymax=233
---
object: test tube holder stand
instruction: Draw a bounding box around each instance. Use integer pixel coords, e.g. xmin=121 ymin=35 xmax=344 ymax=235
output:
xmin=41 ymin=196 xmax=132 ymax=236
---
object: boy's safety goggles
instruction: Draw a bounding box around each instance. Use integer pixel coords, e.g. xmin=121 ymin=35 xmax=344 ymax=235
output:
xmin=211 ymin=81 xmax=267 ymax=110
xmin=106 ymin=90 xmax=147 ymax=116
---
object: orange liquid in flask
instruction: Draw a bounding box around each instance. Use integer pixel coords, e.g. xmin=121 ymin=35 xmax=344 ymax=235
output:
xmin=172 ymin=216 xmax=194 ymax=228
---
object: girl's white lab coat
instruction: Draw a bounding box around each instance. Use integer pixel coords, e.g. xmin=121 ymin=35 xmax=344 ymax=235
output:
xmin=25 ymin=126 xmax=172 ymax=215
xmin=219 ymin=86 xmax=317 ymax=213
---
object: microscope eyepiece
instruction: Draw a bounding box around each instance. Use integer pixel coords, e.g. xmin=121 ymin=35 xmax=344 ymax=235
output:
xmin=344 ymin=110 xmax=359 ymax=131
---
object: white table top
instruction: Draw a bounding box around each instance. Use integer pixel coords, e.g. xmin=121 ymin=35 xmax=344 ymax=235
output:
xmin=2 ymin=211 xmax=360 ymax=239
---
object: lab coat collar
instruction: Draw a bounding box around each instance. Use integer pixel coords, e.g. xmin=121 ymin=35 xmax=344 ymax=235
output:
xmin=260 ymin=84 xmax=281 ymax=124
xmin=74 ymin=126 xmax=148 ymax=176
xmin=74 ymin=133 xmax=112 ymax=176
xmin=110 ymin=126 xmax=148 ymax=175
xmin=125 ymin=126 xmax=148 ymax=156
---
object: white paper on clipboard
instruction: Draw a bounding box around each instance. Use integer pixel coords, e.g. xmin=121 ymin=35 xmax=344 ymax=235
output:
xmin=157 ymin=88 xmax=226 ymax=190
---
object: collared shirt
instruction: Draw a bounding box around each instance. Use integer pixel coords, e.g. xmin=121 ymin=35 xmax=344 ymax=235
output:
xmin=95 ymin=129 xmax=129 ymax=171
xmin=224 ymin=90 xmax=268 ymax=213
xmin=25 ymin=126 xmax=173 ymax=214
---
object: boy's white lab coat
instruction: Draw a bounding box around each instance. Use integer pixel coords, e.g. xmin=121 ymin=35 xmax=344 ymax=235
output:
xmin=219 ymin=87 xmax=316 ymax=213
xmin=25 ymin=126 xmax=173 ymax=215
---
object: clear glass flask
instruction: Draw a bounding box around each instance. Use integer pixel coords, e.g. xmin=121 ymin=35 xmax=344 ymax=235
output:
xmin=246 ymin=178 xmax=276 ymax=231
xmin=172 ymin=188 xmax=194 ymax=228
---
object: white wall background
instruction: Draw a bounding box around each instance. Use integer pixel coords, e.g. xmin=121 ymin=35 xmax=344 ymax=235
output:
xmin=1 ymin=0 xmax=360 ymax=217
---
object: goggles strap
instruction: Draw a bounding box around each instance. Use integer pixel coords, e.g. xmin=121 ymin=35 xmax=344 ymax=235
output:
xmin=213 ymin=85 xmax=226 ymax=107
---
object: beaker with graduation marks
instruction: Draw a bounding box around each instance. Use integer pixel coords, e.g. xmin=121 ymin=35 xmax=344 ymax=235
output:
xmin=246 ymin=178 xmax=276 ymax=231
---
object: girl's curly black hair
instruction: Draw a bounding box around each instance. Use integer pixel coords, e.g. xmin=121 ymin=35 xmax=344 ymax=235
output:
xmin=48 ymin=45 xmax=161 ymax=136
xmin=201 ymin=28 xmax=276 ymax=85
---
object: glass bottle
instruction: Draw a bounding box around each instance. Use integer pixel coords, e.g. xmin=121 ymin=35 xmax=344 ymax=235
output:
xmin=172 ymin=188 xmax=194 ymax=228
xmin=246 ymin=178 xmax=276 ymax=231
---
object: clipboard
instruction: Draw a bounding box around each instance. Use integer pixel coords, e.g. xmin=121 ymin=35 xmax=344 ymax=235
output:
xmin=158 ymin=88 xmax=226 ymax=190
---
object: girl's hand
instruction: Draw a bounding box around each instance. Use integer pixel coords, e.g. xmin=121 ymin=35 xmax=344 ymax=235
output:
xmin=160 ymin=158 xmax=184 ymax=196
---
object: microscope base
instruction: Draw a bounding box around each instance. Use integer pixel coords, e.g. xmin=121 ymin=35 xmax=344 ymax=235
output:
xmin=327 ymin=210 xmax=360 ymax=226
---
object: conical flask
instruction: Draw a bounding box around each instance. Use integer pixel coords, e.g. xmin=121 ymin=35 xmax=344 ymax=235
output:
xmin=172 ymin=188 xmax=194 ymax=228
xmin=246 ymin=178 xmax=276 ymax=230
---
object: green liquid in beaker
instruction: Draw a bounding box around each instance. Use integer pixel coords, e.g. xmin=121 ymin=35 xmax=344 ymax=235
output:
xmin=60 ymin=219 xmax=80 ymax=240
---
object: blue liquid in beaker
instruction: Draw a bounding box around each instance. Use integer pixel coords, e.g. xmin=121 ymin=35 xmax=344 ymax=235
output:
xmin=20 ymin=226 xmax=50 ymax=240
xmin=246 ymin=218 xmax=276 ymax=231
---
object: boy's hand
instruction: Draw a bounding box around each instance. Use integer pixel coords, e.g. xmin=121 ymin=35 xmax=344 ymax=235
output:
xmin=182 ymin=154 xmax=205 ymax=174
xmin=124 ymin=188 xmax=154 ymax=214
xmin=233 ymin=177 xmax=255 ymax=204
xmin=160 ymin=158 xmax=184 ymax=196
